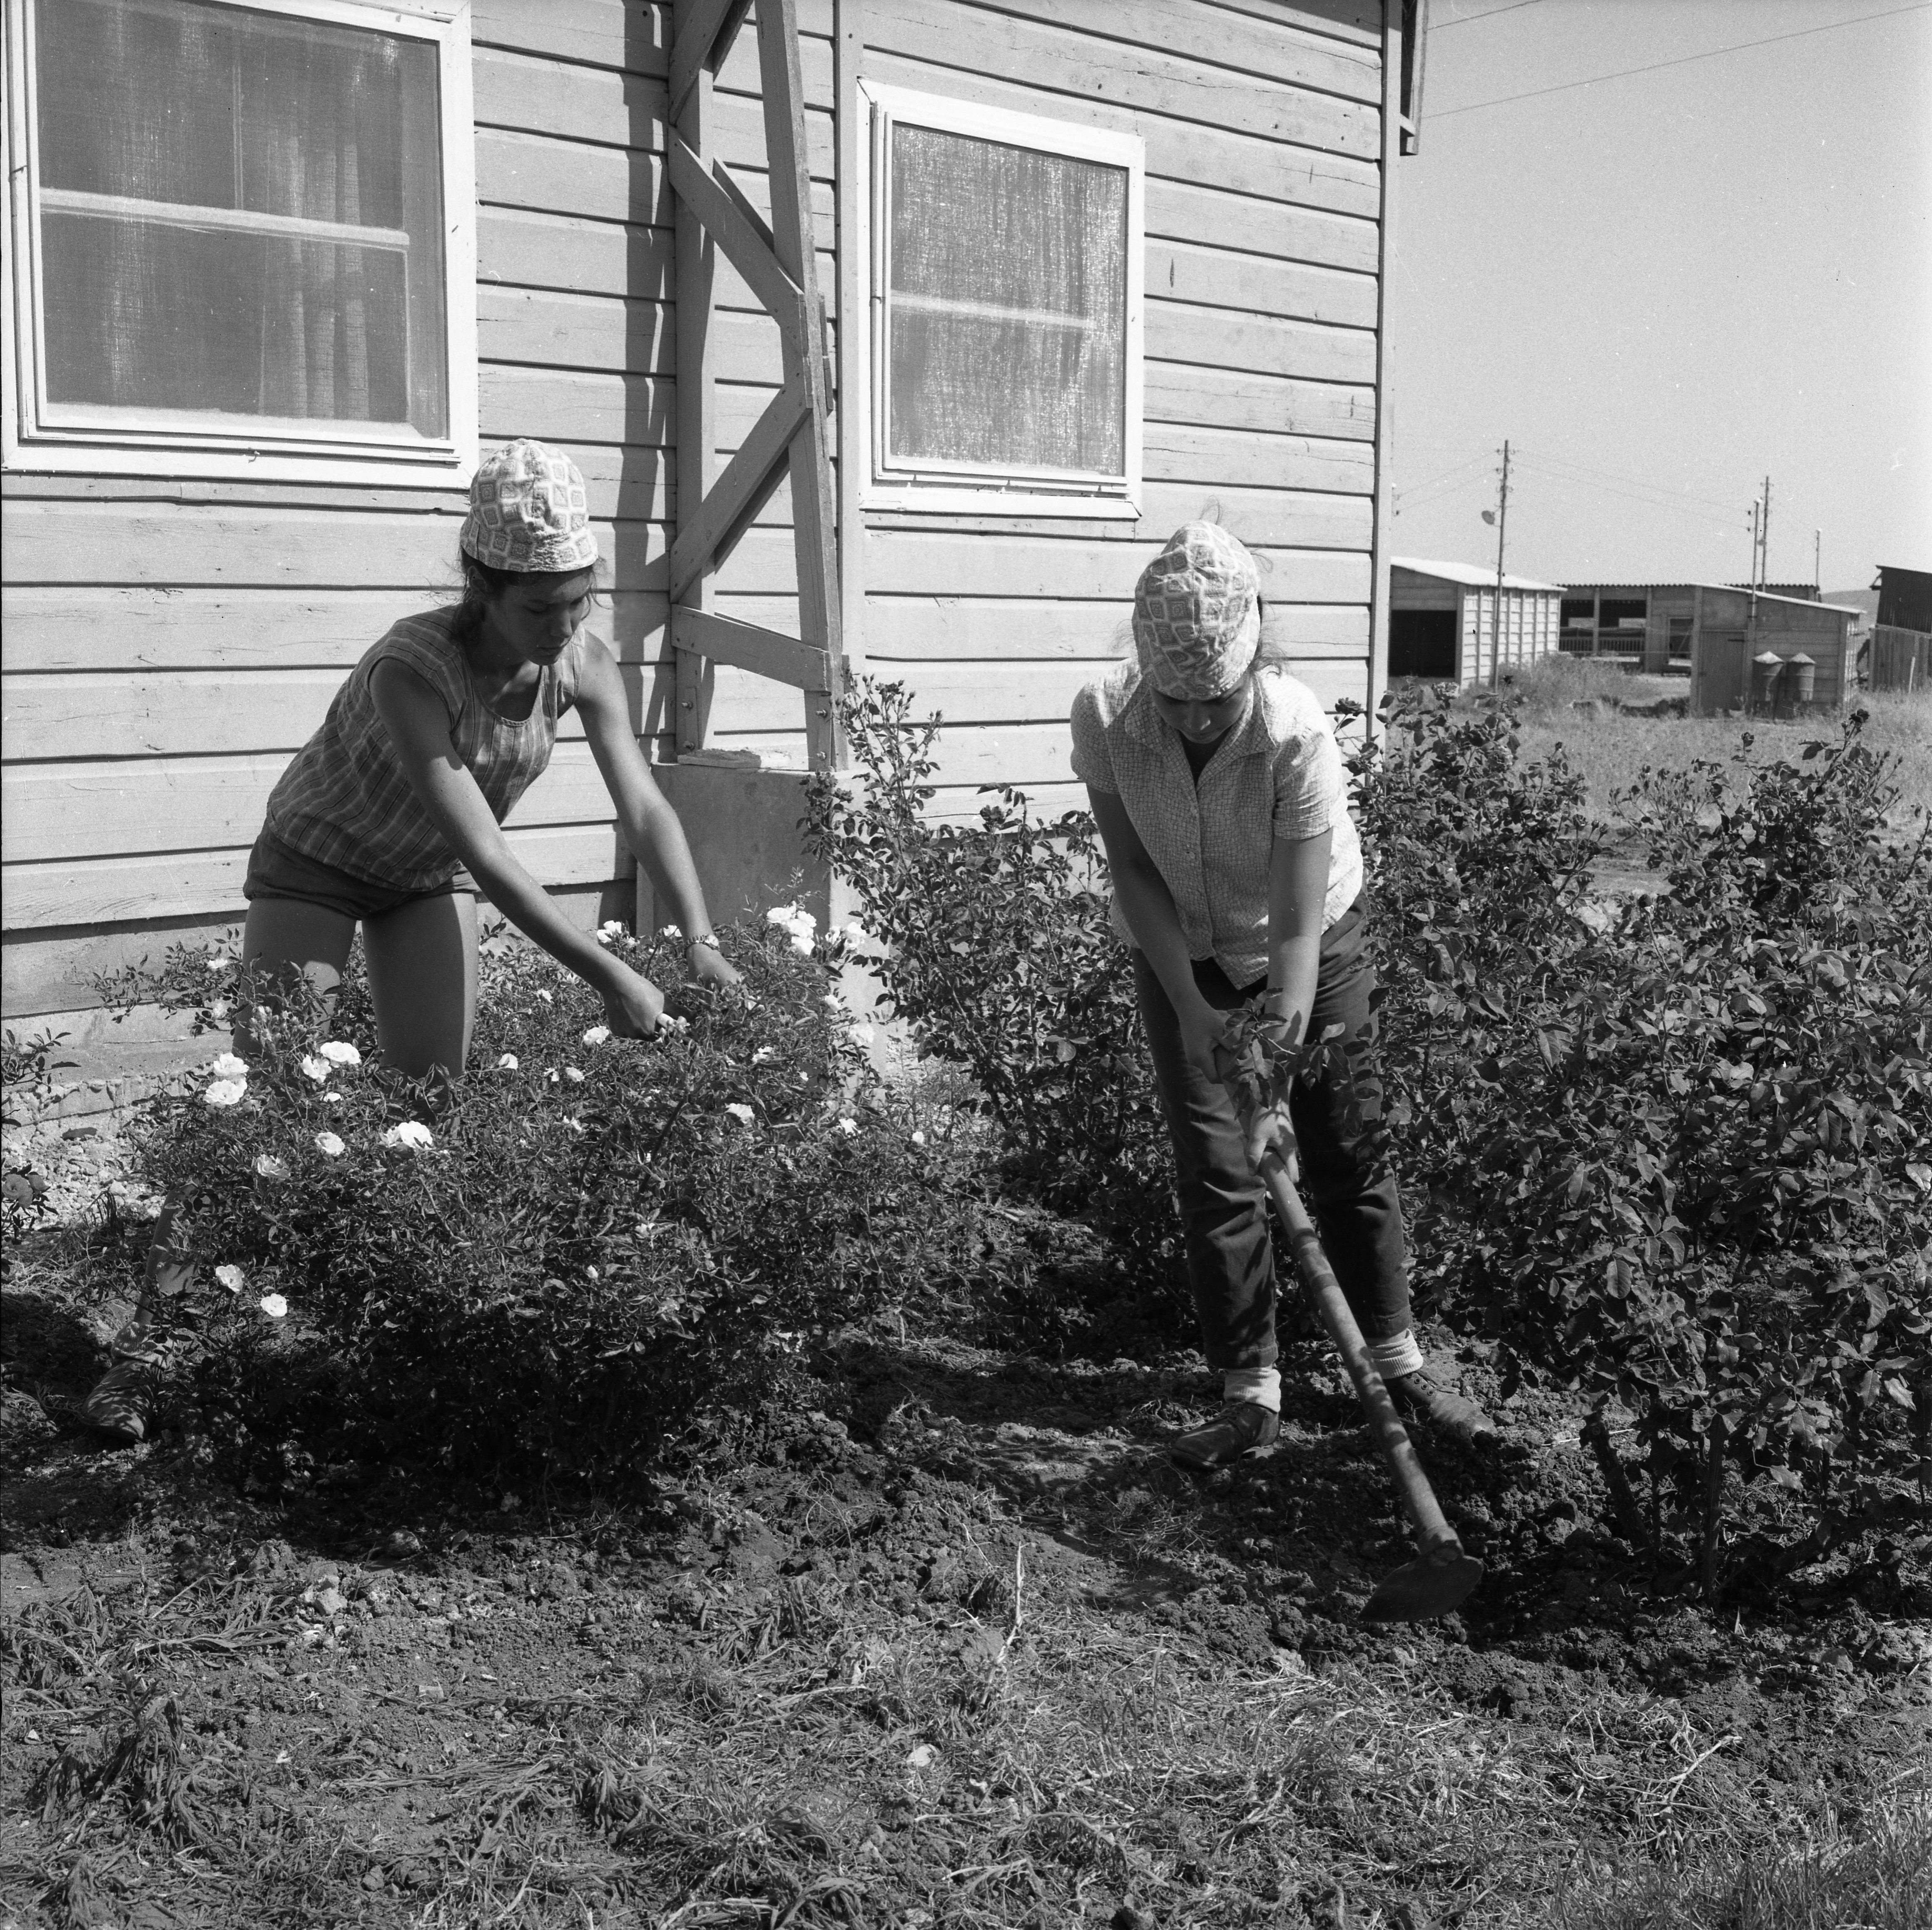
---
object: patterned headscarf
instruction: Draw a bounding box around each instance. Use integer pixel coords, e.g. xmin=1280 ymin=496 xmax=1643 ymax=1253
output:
xmin=461 ymin=439 xmax=599 ymax=573
xmin=1131 ymin=522 xmax=1262 ymax=699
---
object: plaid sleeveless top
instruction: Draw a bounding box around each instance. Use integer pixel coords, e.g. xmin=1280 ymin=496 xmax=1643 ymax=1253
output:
xmin=264 ymin=607 xmax=585 ymax=891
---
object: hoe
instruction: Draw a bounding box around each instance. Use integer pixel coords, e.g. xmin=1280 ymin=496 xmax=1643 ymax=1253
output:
xmin=1259 ymin=1151 xmax=1485 ymax=1624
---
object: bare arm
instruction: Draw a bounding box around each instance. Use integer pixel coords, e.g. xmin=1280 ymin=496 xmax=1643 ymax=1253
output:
xmin=1266 ymin=829 xmax=1332 ymax=1045
xmin=1245 ymin=828 xmax=1332 ymax=1168
xmin=368 ymin=657 xmax=664 ymax=1032
xmin=572 ymin=638 xmax=737 ymax=986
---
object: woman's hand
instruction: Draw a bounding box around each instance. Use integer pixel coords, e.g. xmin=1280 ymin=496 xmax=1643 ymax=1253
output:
xmin=1178 ymin=1001 xmax=1232 ymax=1084
xmin=1245 ymin=1100 xmax=1299 ymax=1181
xmin=599 ymin=963 xmax=665 ymax=1039
xmin=688 ymin=939 xmax=742 ymax=991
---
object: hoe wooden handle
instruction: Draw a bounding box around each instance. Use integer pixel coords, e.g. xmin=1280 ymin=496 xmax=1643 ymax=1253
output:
xmin=1260 ymin=1152 xmax=1460 ymax=1556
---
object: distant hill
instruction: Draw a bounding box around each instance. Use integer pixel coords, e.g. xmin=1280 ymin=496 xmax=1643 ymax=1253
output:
xmin=1826 ymin=584 xmax=1880 ymax=623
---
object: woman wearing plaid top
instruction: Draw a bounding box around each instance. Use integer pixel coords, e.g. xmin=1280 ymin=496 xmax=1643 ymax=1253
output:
xmin=84 ymin=441 xmax=737 ymax=1443
xmin=1071 ymin=523 xmax=1494 ymax=1466
xmin=243 ymin=438 xmax=738 ymax=1077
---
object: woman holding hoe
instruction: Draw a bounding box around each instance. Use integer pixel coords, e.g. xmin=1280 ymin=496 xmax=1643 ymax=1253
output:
xmin=1071 ymin=522 xmax=1495 ymax=1468
xmin=86 ymin=439 xmax=737 ymax=1440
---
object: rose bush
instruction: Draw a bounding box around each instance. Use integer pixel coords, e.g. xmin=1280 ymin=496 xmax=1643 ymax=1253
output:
xmin=804 ymin=679 xmax=1181 ymax=1324
xmin=102 ymin=923 xmax=993 ymax=1480
xmin=1351 ymin=694 xmax=1931 ymax=1594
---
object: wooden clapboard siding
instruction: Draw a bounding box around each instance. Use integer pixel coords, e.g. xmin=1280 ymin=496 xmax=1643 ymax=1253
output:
xmin=0 ymin=589 xmax=671 ymax=674
xmin=5 ymin=825 xmax=627 ymax=935
xmin=751 ymin=0 xmax=1391 ymax=799
xmin=859 ymin=46 xmax=1379 ymax=219
xmin=2 ymin=7 xmax=681 ymax=1010
xmin=4 ymin=740 xmax=628 ymax=868
xmin=856 ymin=1 xmax=1377 ymax=158
xmin=3 ymin=0 xmax=1395 ymax=1022
xmin=3 ymin=662 xmax=664 ymax=763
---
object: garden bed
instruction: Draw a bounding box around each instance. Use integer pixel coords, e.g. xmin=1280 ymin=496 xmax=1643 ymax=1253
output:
xmin=4 ymin=684 xmax=1928 ymax=1926
xmin=2 ymin=1267 xmax=1929 ymax=1929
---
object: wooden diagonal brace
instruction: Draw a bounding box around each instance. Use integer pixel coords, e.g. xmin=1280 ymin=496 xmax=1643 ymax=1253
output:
xmin=672 ymin=610 xmax=832 ymax=693
xmin=668 ymin=0 xmax=753 ymax=128
xmin=667 ymin=378 xmax=809 ymax=604
xmin=667 ymin=138 xmax=807 ymax=346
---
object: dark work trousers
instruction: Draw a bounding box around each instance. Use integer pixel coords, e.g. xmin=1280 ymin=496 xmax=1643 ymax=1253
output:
xmin=1133 ymin=899 xmax=1412 ymax=1371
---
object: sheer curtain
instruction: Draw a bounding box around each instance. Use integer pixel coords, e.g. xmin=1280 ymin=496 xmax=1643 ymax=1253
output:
xmin=35 ymin=0 xmax=444 ymax=435
xmin=886 ymin=122 xmax=1128 ymax=478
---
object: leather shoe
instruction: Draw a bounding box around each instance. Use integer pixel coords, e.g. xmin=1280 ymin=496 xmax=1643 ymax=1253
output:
xmin=1170 ymin=1401 xmax=1280 ymax=1470
xmin=1388 ymin=1368 xmax=1496 ymax=1445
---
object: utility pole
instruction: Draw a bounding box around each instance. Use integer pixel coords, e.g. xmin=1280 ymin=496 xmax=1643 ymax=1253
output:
xmin=1814 ymin=528 xmax=1821 ymax=594
xmin=1759 ymin=473 xmax=1772 ymax=591
xmin=1490 ymin=438 xmax=1511 ymax=686
xmin=1749 ymin=500 xmax=1760 ymax=587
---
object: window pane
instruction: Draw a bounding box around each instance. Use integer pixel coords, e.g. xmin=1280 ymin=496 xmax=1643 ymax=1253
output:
xmin=33 ymin=0 xmax=446 ymax=436
xmin=887 ymin=124 xmax=1126 ymax=477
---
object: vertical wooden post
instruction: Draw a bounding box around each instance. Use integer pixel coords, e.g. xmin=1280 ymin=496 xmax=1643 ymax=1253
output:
xmin=758 ymin=0 xmax=844 ymax=770
xmin=834 ymin=0 xmax=866 ymax=686
xmin=1367 ymin=2 xmax=1404 ymax=736
xmin=672 ymin=57 xmax=716 ymax=756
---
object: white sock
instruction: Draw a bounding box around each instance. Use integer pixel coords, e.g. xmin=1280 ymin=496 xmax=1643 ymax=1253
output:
xmin=1223 ymin=1365 xmax=1282 ymax=1414
xmin=1370 ymin=1329 xmax=1426 ymax=1380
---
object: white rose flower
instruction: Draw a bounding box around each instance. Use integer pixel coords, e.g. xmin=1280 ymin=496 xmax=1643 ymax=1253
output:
xmin=497 ymin=1053 xmax=519 ymax=1071
xmin=215 ymin=1263 xmax=246 ymax=1292
xmin=752 ymin=1047 xmax=777 ymax=1064
xmin=657 ymin=1014 xmax=690 ymax=1035
xmin=202 ymin=1079 xmax=247 ymax=1108
xmin=299 ymin=1056 xmax=329 ymax=1083
xmin=911 ymin=1130 xmax=927 ymax=1147
xmin=381 ymin=1121 xmax=434 ymax=1152
xmin=847 ymin=1024 xmax=876 ymax=1050
xmin=724 ymin=1103 xmax=756 ymax=1126
xmin=259 ymin=1292 xmax=289 ymax=1319
xmin=564 ymin=1066 xmax=585 ymax=1083
xmin=318 ymin=1041 xmax=362 ymax=1067
xmin=206 ymin=956 xmax=236 ymax=975
xmin=314 ymin=1131 xmax=346 ymax=1158
xmin=836 ymin=1117 xmax=859 ymax=1137
xmin=581 ymin=1026 xmax=610 ymax=1047
xmin=660 ymin=923 xmax=682 ymax=939
xmin=209 ymin=1000 xmax=230 ymax=1021
xmin=535 ymin=989 xmax=554 ymax=1005
xmin=563 ymin=1116 xmax=585 ymax=1134
xmin=324 ymin=1092 xmax=345 ymax=1106
xmin=766 ymin=904 xmax=818 ymax=956
xmin=253 ymin=1154 xmax=289 ymax=1181
xmin=211 ymin=1052 xmax=249 ymax=1078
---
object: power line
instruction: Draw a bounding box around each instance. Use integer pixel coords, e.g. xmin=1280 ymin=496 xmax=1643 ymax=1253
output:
xmin=1430 ymin=1 xmax=1931 ymax=120
xmin=1395 ymin=451 xmax=1493 ymax=498
xmin=1393 ymin=469 xmax=1496 ymax=517
xmin=1514 ymin=446 xmax=1746 ymax=517
xmin=1508 ymin=453 xmax=1744 ymax=532
xmin=1431 ymin=0 xmax=1546 ymax=31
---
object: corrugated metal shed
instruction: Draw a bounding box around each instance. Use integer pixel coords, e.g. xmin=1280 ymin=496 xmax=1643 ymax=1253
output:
xmin=1391 ymin=557 xmax=1567 ymax=592
xmin=1388 ymin=559 xmax=1565 ymax=683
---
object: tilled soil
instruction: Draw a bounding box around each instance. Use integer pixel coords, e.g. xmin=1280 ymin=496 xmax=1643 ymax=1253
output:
xmin=2 ymin=1277 xmax=1929 ymax=1928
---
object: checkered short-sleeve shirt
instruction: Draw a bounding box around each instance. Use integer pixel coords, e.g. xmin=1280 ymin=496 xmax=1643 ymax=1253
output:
xmin=1069 ymin=661 xmax=1364 ymax=985
xmin=263 ymin=607 xmax=585 ymax=891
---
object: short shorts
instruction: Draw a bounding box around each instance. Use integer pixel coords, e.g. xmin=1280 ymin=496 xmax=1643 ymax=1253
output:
xmin=243 ymin=829 xmax=477 ymax=924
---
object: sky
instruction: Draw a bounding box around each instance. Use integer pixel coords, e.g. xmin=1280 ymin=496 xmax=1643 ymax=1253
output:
xmin=1385 ymin=0 xmax=1932 ymax=592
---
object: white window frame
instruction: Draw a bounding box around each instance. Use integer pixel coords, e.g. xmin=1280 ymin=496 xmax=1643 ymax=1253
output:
xmin=1 ymin=0 xmax=477 ymax=487
xmin=856 ymin=81 xmax=1143 ymax=520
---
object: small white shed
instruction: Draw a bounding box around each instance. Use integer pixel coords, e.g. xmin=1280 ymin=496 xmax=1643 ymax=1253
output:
xmin=1389 ymin=558 xmax=1567 ymax=686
